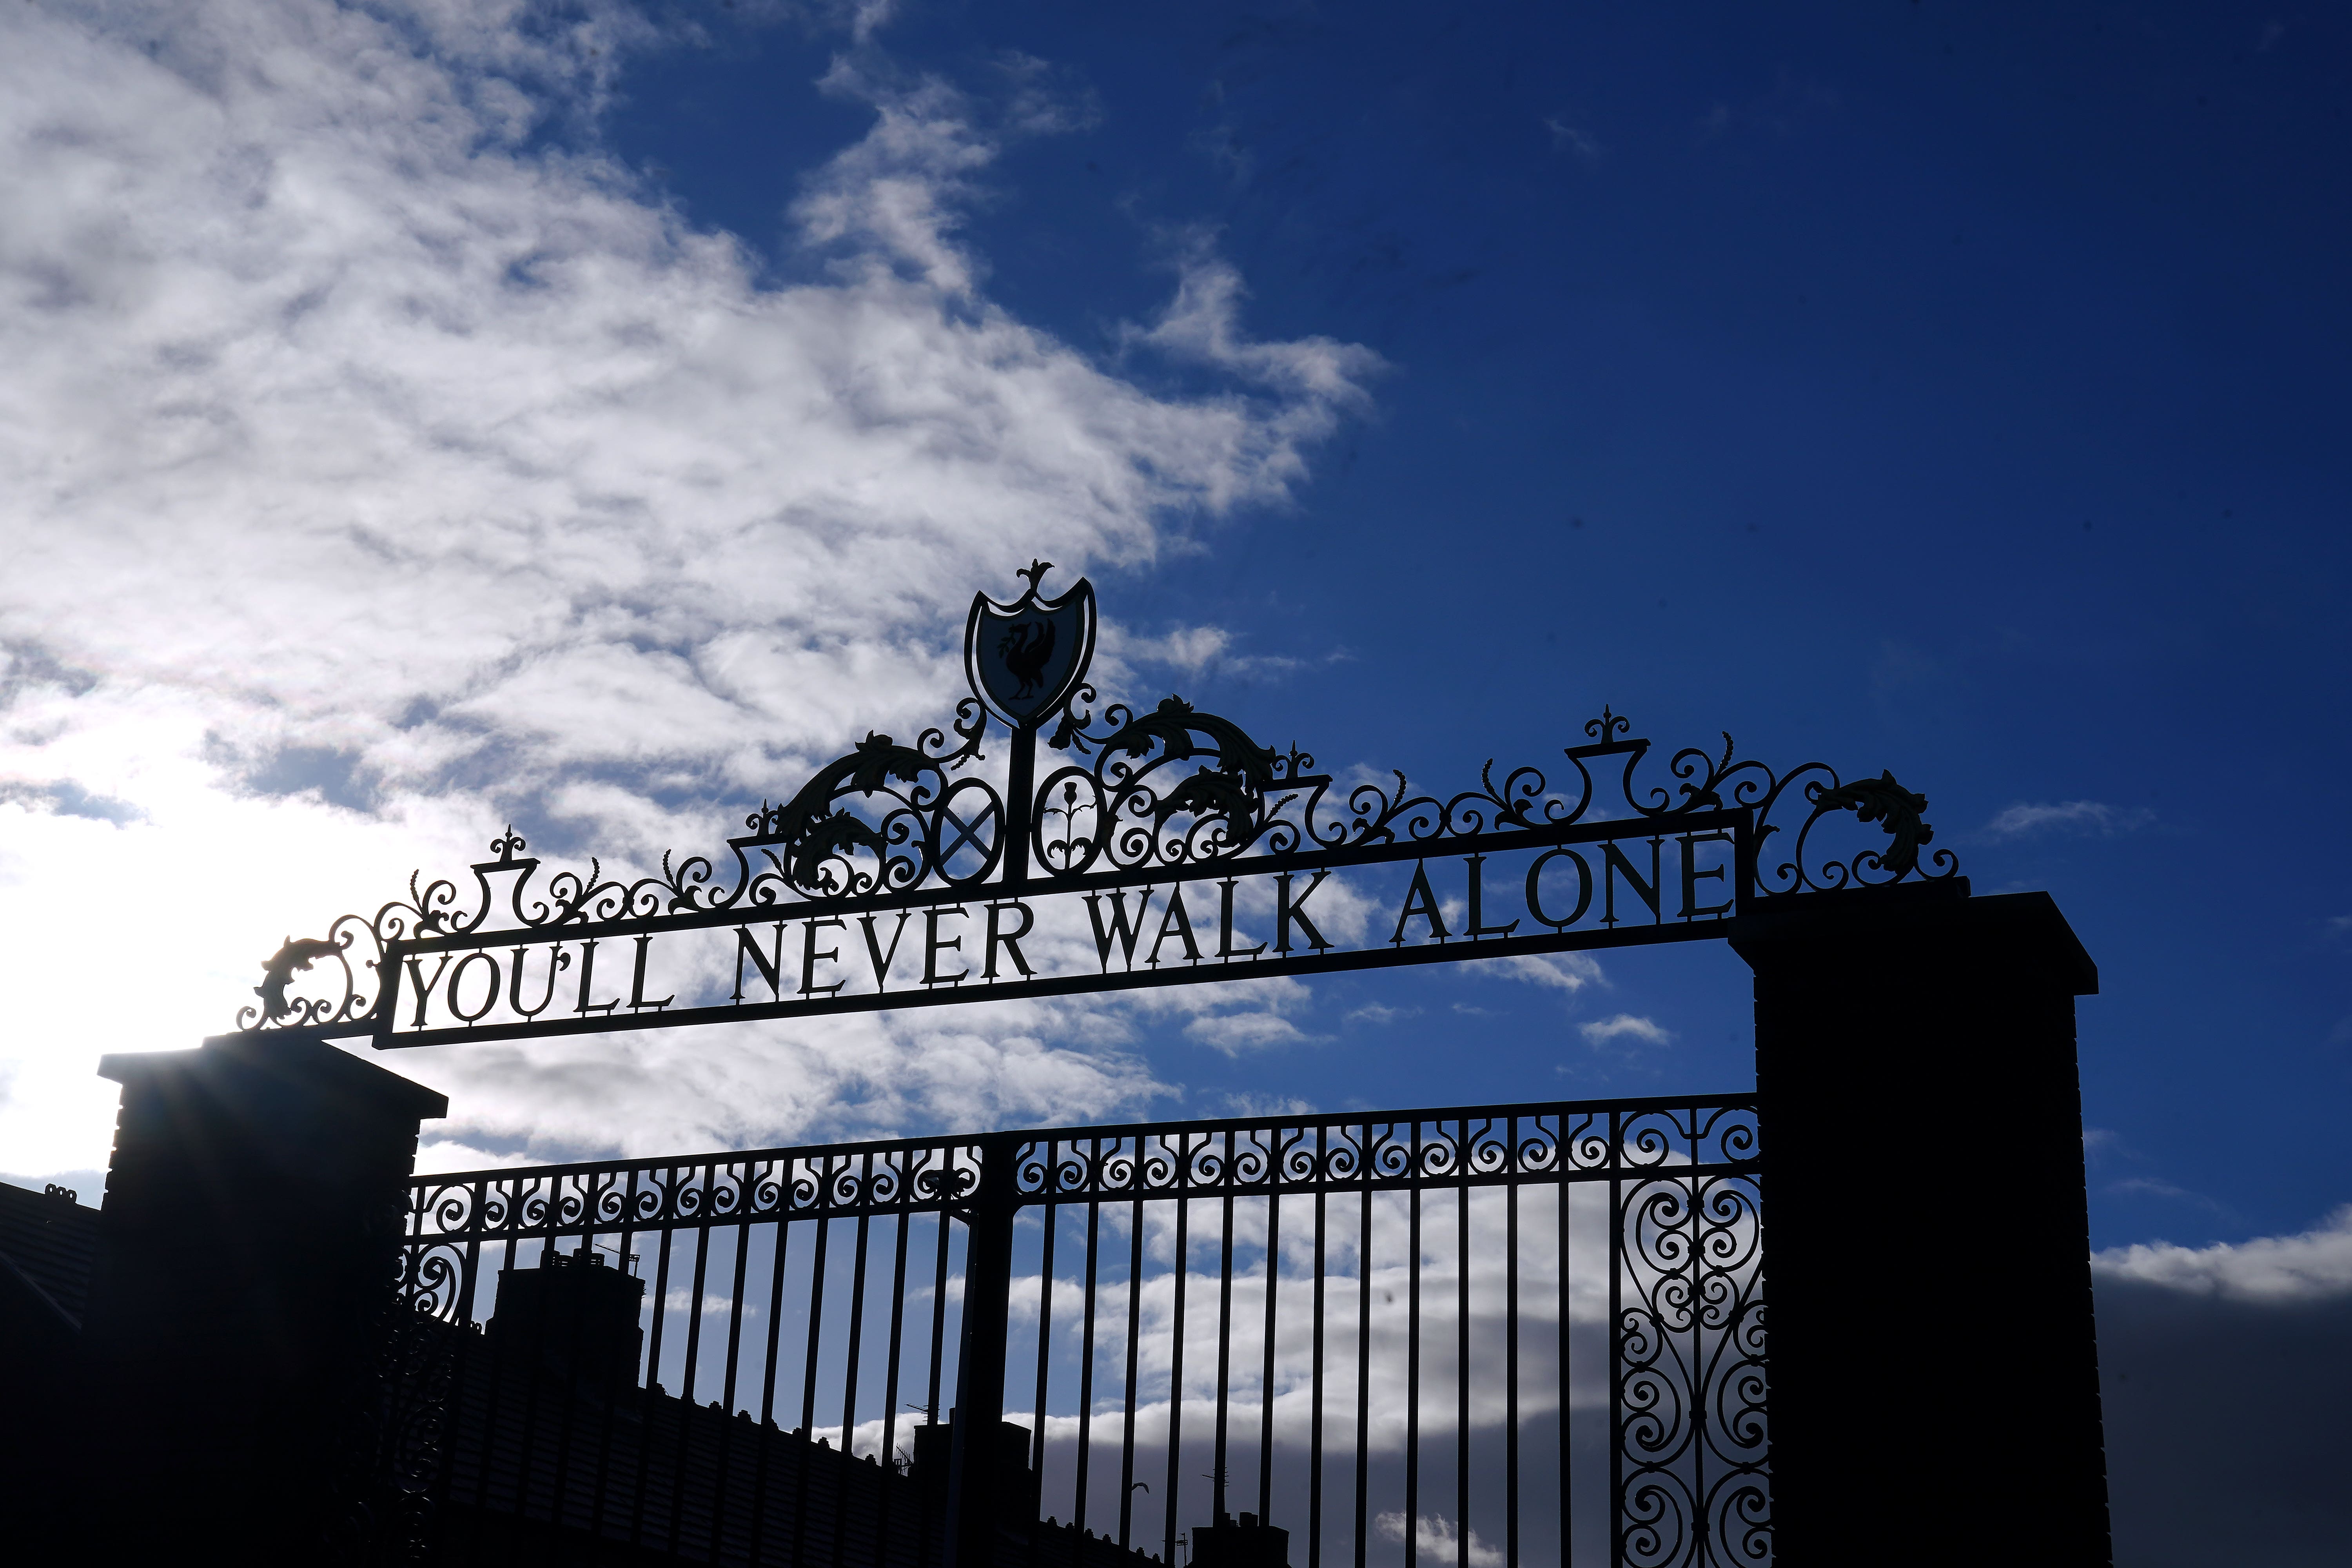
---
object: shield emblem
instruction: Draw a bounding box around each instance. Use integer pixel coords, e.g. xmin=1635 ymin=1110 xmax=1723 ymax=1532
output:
xmin=965 ymin=565 xmax=1096 ymax=726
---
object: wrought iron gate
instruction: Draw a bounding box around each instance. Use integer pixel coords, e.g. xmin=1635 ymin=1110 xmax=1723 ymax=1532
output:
xmin=377 ymin=1096 xmax=1766 ymax=1566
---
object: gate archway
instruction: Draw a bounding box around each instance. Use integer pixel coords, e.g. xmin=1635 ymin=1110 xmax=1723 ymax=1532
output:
xmin=96 ymin=566 xmax=2105 ymax=1567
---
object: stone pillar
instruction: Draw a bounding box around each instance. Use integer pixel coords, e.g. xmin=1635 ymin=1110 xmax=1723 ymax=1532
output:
xmin=1733 ymin=886 xmax=2111 ymax=1566
xmin=80 ymin=1033 xmax=446 ymax=1563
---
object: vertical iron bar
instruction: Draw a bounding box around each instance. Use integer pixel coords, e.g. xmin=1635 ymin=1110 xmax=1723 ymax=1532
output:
xmin=1165 ymin=1147 xmax=1190 ymax=1568
xmin=1002 ymin=718 xmax=1038 ymax=883
xmin=1075 ymin=1187 xmax=1101 ymax=1537
xmin=1505 ymin=1125 xmax=1519 ymax=1568
xmin=679 ymin=1171 xmax=714 ymax=1399
xmin=508 ymin=1189 xmax=550 ymax=1534
xmin=1214 ymin=1166 xmax=1235 ymax=1525
xmin=791 ymin=1186 xmax=834 ymax=1568
xmin=588 ymin=1167 xmax=642 ymax=1547
xmin=1458 ymin=1119 xmax=1472 ymax=1568
xmin=1260 ymin=1167 xmax=1281 ymax=1525
xmin=724 ymin=1202 xmax=754 ymax=1410
xmin=1687 ymin=1116 xmax=1706 ymax=1568
xmin=628 ymin=1202 xmax=679 ymax=1552
xmin=1034 ymin=1189 xmax=1059 ymax=1480
xmin=1029 ymin=1187 xmax=1058 ymax=1568
xmin=922 ymin=1192 xmax=955 ymax=1568
xmin=461 ymin=1182 xmax=503 ymax=1557
xmin=928 ymin=1187 xmax=954 ymax=1423
xmin=1607 ymin=1114 xmax=1623 ymax=1568
xmin=747 ymin=1173 xmax=793 ymax=1568
xmin=430 ymin=1177 xmax=487 ymax=1555
xmin=846 ymin=1202 xmax=873 ymax=1451
xmin=1561 ymin=1136 xmax=1574 ymax=1566
xmin=544 ymin=1184 xmax=595 ymax=1546
xmin=803 ymin=1197 xmax=833 ymax=1431
xmin=1355 ymin=1128 xmax=1373 ymax=1568
xmin=1119 ymin=1172 xmax=1144 ymax=1550
xmin=708 ymin=1189 xmax=755 ymax=1561
xmin=666 ymin=1166 xmax=716 ymax=1559
xmin=1309 ymin=1127 xmax=1328 ymax=1568
xmin=762 ymin=1169 xmax=793 ymax=1424
xmin=1407 ymin=1128 xmax=1421 ymax=1568
xmin=878 ymin=1190 xmax=913 ymax=1568
xmin=833 ymin=1192 xmax=873 ymax=1568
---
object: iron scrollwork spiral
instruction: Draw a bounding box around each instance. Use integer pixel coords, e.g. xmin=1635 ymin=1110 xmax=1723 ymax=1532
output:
xmin=1616 ymin=1123 xmax=1769 ymax=1566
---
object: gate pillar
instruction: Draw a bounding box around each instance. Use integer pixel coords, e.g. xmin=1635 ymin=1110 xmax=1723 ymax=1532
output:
xmin=81 ymin=1033 xmax=445 ymax=1563
xmin=944 ymin=1130 xmax=1023 ymax=1568
xmin=1733 ymin=887 xmax=2110 ymax=1567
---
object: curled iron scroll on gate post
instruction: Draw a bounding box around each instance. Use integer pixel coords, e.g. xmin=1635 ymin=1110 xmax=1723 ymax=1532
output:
xmin=218 ymin=564 xmax=1956 ymax=1048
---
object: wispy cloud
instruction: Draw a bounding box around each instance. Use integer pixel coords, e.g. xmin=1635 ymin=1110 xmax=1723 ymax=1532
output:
xmin=1484 ymin=951 xmax=1604 ymax=994
xmin=1221 ymin=1091 xmax=1318 ymax=1119
xmin=1127 ymin=230 xmax=1387 ymax=448
xmin=1112 ymin=622 xmax=1327 ymax=680
xmin=2094 ymin=1207 xmax=2352 ymax=1303
xmin=1377 ymin=1512 xmax=1502 ymax=1568
xmin=1577 ymin=1013 xmax=1673 ymax=1048
xmin=2106 ymin=1176 xmax=2226 ymax=1212
xmin=1543 ymin=116 xmax=1601 ymax=166
xmin=1982 ymin=800 xmax=2154 ymax=840
xmin=1185 ymin=1011 xmax=1319 ymax=1055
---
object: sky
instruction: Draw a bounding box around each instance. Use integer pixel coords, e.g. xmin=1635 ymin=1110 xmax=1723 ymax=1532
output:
xmin=0 ymin=2 xmax=2347 ymax=1561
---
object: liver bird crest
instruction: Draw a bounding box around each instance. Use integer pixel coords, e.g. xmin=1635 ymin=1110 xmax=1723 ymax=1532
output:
xmin=997 ymin=619 xmax=1057 ymax=699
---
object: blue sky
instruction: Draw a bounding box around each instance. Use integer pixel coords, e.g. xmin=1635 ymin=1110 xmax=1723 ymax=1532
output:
xmin=577 ymin=0 xmax=2351 ymax=1245
xmin=0 ymin=3 xmax=2346 ymax=1560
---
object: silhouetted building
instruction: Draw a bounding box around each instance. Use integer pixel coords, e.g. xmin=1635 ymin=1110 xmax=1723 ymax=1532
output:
xmin=0 ymin=1178 xmax=97 ymax=1327
xmin=1190 ymin=1512 xmax=1290 ymax=1567
xmin=407 ymin=1250 xmax=1160 ymax=1566
xmin=0 ymin=1179 xmax=98 ymax=1524
xmin=485 ymin=1243 xmax=646 ymax=1389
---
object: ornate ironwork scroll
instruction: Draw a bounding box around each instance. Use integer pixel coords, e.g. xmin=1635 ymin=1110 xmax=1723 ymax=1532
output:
xmin=400 ymin=1136 xmax=988 ymax=1336
xmin=225 ymin=565 xmax=1956 ymax=1045
xmin=1613 ymin=1108 xmax=1769 ymax=1568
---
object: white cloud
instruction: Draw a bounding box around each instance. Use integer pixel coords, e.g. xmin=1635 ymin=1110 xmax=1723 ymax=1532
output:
xmin=666 ymin=1285 xmax=750 ymax=1317
xmin=1103 ymin=619 xmax=1336 ymax=681
xmin=1982 ymin=800 xmax=2154 ymax=840
xmin=2093 ymin=1207 xmax=2352 ymax=1303
xmin=1123 ymin=624 xmax=1234 ymax=671
xmin=1185 ymin=1011 xmax=1314 ymax=1054
xmin=1377 ymin=1512 xmax=1503 ymax=1568
xmin=0 ymin=0 xmax=1374 ymax=1175
xmin=1577 ymin=1013 xmax=1673 ymax=1048
xmin=1220 ymin=1091 xmax=1318 ymax=1118
xmin=1127 ymin=231 xmax=1386 ymax=442
xmin=1484 ymin=951 xmax=1604 ymax=994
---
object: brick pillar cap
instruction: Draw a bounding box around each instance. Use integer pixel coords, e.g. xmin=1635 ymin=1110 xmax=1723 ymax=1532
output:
xmin=99 ymin=1032 xmax=448 ymax=1120
xmin=1731 ymin=886 xmax=2098 ymax=996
